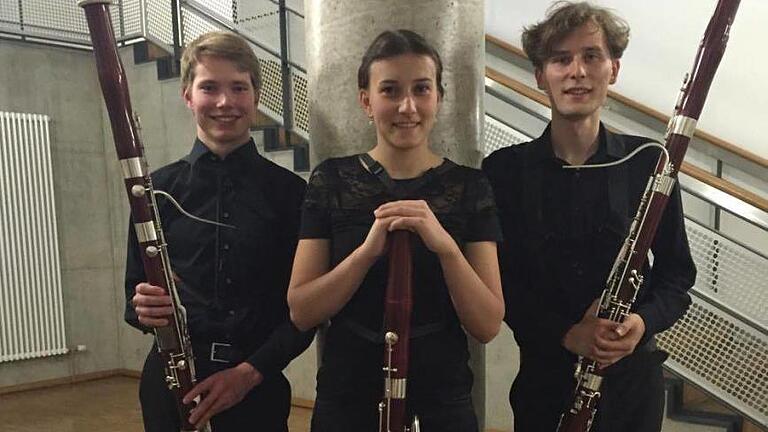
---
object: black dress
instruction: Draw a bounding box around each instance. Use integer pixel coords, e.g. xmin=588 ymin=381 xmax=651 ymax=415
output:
xmin=300 ymin=155 xmax=502 ymax=432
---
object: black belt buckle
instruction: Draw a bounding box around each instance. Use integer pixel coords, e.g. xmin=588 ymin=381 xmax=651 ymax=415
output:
xmin=210 ymin=342 xmax=233 ymax=363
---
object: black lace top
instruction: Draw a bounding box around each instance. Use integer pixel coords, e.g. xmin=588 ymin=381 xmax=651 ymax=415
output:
xmin=300 ymin=155 xmax=502 ymax=401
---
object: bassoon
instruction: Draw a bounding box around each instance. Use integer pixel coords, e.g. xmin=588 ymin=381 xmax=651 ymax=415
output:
xmin=77 ymin=1 xmax=209 ymax=431
xmin=557 ymin=1 xmax=741 ymax=431
xmin=379 ymin=230 xmax=420 ymax=432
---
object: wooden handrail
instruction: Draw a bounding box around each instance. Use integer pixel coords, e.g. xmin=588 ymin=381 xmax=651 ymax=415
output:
xmin=681 ymin=163 xmax=768 ymax=214
xmin=485 ymin=66 xmax=768 ymax=214
xmin=485 ymin=34 xmax=768 ymax=170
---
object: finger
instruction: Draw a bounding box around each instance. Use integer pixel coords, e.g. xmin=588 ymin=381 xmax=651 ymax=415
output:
xmin=137 ymin=316 xmax=170 ymax=327
xmin=135 ymin=304 xmax=174 ymax=317
xmin=615 ymin=314 xmax=643 ymax=337
xmin=388 ymin=216 xmax=424 ymax=232
xmin=134 ymin=294 xmax=173 ymax=307
xmin=194 ymin=392 xmax=231 ymax=428
xmin=594 ymin=336 xmax=634 ymax=354
xmin=135 ymin=283 xmax=168 ymax=296
xmin=184 ymin=377 xmax=212 ymax=405
xmin=188 ymin=391 xmax=216 ymax=424
xmin=375 ymin=205 xmax=428 ymax=220
xmin=591 ymin=349 xmax=620 ymax=365
xmin=196 ymin=402 xmax=223 ymax=431
xmin=372 ymin=215 xmax=397 ymax=230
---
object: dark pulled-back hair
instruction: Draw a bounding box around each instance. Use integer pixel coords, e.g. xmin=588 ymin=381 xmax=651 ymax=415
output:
xmin=522 ymin=1 xmax=630 ymax=69
xmin=357 ymin=29 xmax=445 ymax=97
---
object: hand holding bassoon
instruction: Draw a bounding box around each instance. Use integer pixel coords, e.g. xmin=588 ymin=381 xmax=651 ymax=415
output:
xmin=558 ymin=1 xmax=741 ymax=431
xmin=77 ymin=1 xmax=209 ymax=430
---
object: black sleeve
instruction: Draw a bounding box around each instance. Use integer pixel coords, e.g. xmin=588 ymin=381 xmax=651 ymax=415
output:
xmin=124 ymin=219 xmax=152 ymax=333
xmin=246 ymin=174 xmax=315 ymax=376
xmin=636 ymin=181 xmax=696 ymax=338
xmin=299 ymin=160 xmax=334 ymax=239
xmin=482 ymin=150 xmax=574 ymax=350
xmin=246 ymin=321 xmax=315 ymax=377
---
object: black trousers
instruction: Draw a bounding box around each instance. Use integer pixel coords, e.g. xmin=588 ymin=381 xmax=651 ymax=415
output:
xmin=511 ymin=351 xmax=666 ymax=432
xmin=139 ymin=348 xmax=291 ymax=432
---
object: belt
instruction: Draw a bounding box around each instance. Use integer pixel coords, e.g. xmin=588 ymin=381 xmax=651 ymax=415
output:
xmin=195 ymin=342 xmax=244 ymax=364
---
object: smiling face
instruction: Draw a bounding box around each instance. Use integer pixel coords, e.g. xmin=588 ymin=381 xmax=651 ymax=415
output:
xmin=359 ymin=53 xmax=441 ymax=151
xmin=183 ymin=55 xmax=259 ymax=155
xmin=535 ymin=22 xmax=619 ymax=124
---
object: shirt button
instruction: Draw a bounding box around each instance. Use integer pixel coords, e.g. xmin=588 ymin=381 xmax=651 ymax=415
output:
xmin=226 ymin=278 xmax=232 ymax=285
xmin=223 ymin=212 xmax=230 ymax=219
xmin=228 ymin=310 xmax=236 ymax=316
xmin=223 ymin=244 xmax=230 ymax=251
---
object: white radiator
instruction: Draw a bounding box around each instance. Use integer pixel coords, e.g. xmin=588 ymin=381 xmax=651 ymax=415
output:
xmin=0 ymin=111 xmax=67 ymax=362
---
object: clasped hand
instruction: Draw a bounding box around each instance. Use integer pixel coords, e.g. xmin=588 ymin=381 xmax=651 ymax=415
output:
xmin=562 ymin=299 xmax=646 ymax=368
xmin=360 ymin=200 xmax=459 ymax=259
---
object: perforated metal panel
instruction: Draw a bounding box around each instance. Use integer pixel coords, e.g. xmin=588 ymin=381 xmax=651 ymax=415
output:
xmin=121 ymin=0 xmax=144 ymax=39
xmin=181 ymin=4 xmax=219 ymax=45
xmin=17 ymin=0 xmax=90 ymax=43
xmin=291 ymin=69 xmax=309 ymax=136
xmin=657 ymin=217 xmax=768 ymax=426
xmin=189 ymin=0 xmax=234 ymax=24
xmin=233 ymin=0 xmax=280 ymax=53
xmin=257 ymin=57 xmax=284 ymax=119
xmin=482 ymin=115 xmax=531 ymax=155
xmin=685 ymin=219 xmax=768 ymax=329
xmin=658 ymin=297 xmax=767 ymax=425
xmin=145 ymin=0 xmax=172 ymax=45
xmin=0 ymin=0 xmax=20 ymax=30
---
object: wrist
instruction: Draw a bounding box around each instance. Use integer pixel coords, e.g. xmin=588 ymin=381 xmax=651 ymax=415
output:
xmin=354 ymin=243 xmax=382 ymax=265
xmin=436 ymin=241 xmax=462 ymax=262
xmin=237 ymin=362 xmax=264 ymax=387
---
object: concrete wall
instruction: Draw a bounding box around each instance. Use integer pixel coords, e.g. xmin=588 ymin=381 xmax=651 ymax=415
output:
xmin=0 ymin=39 xmax=196 ymax=385
xmin=0 ymin=40 xmax=121 ymax=386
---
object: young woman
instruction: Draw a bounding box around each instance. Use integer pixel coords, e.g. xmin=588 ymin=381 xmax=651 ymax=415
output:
xmin=287 ymin=29 xmax=504 ymax=432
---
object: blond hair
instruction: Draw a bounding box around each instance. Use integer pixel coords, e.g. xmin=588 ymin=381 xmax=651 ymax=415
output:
xmin=180 ymin=31 xmax=262 ymax=91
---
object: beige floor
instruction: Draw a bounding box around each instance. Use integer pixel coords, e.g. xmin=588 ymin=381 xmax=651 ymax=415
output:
xmin=0 ymin=376 xmax=312 ymax=432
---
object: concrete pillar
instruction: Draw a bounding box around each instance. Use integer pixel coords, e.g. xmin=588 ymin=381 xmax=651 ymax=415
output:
xmin=304 ymin=0 xmax=487 ymax=427
xmin=305 ymin=0 xmax=485 ymax=167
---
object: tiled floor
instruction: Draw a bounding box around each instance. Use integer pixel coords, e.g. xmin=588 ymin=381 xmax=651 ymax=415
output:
xmin=0 ymin=376 xmax=312 ymax=432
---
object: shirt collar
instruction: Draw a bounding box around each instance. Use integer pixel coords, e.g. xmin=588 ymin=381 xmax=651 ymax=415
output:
xmin=530 ymin=122 xmax=626 ymax=165
xmin=185 ymin=137 xmax=260 ymax=170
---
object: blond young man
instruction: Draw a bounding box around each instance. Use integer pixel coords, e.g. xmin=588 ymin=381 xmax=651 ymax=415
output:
xmin=126 ymin=32 xmax=312 ymax=431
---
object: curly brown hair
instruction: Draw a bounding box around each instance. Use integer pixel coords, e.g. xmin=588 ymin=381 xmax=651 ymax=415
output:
xmin=522 ymin=1 xmax=630 ymax=69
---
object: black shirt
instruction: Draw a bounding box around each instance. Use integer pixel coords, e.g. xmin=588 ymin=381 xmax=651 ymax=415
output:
xmin=124 ymin=138 xmax=312 ymax=377
xmin=300 ymin=155 xmax=502 ymax=401
xmin=482 ymin=124 xmax=696 ymax=363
